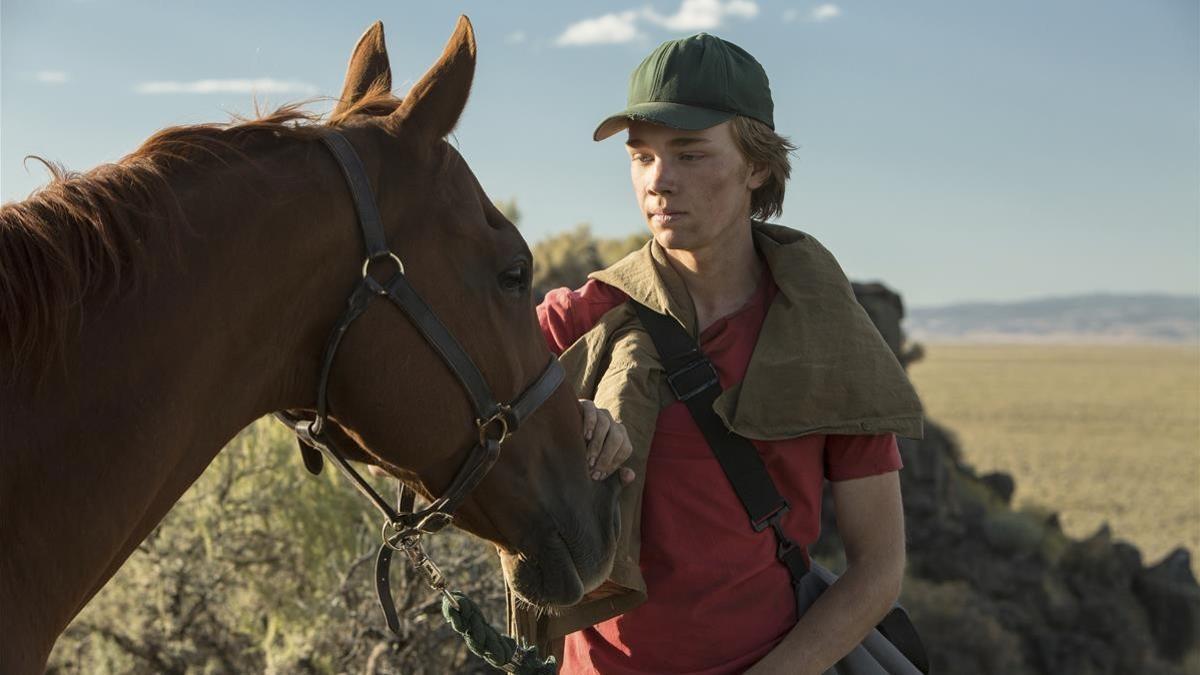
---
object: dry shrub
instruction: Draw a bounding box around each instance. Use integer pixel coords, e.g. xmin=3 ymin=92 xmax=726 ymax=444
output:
xmin=900 ymin=577 xmax=1031 ymax=675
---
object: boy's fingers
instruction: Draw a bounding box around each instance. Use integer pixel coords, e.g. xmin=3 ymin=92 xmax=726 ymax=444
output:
xmin=619 ymin=438 xmax=632 ymax=465
xmin=592 ymin=431 xmax=624 ymax=478
xmin=580 ymin=399 xmax=597 ymax=442
xmin=587 ymin=414 xmax=611 ymax=466
xmin=603 ymin=436 xmax=628 ymax=473
xmin=618 ymin=467 xmax=636 ymax=485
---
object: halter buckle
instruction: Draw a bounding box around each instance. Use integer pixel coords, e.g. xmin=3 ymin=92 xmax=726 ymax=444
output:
xmin=381 ymin=520 xmax=414 ymax=551
xmin=414 ymin=510 xmax=454 ymax=533
xmin=477 ymin=405 xmax=512 ymax=447
xmin=305 ymin=417 xmax=324 ymax=438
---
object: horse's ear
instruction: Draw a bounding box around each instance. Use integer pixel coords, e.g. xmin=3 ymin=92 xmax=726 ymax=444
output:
xmin=391 ymin=15 xmax=476 ymax=141
xmin=334 ymin=21 xmax=392 ymax=118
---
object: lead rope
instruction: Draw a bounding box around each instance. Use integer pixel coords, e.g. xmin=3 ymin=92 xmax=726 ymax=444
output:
xmin=441 ymin=591 xmax=557 ymax=674
xmin=377 ymin=480 xmax=558 ymax=674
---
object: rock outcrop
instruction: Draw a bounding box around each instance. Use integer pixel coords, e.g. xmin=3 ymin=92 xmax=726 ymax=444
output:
xmin=817 ymin=283 xmax=1200 ymax=674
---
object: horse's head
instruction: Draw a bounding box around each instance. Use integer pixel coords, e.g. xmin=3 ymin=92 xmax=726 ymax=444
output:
xmin=293 ymin=18 xmax=620 ymax=607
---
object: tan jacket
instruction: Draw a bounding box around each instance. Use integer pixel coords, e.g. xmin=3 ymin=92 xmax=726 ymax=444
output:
xmin=506 ymin=222 xmax=925 ymax=660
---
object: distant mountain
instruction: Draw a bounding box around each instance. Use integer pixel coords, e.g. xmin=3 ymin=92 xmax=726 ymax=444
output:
xmin=904 ymin=292 xmax=1200 ymax=344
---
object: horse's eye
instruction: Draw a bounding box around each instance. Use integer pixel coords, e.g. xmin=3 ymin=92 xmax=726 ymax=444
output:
xmin=499 ymin=263 xmax=530 ymax=294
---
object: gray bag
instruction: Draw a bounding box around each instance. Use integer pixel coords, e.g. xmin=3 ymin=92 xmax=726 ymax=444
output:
xmin=796 ymin=562 xmax=926 ymax=674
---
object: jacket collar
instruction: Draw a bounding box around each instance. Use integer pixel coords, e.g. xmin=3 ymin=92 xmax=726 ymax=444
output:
xmin=589 ymin=221 xmax=925 ymax=440
xmin=592 ymin=222 xmax=811 ymax=315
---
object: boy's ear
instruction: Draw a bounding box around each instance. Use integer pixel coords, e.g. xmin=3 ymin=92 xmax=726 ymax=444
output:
xmin=748 ymin=160 xmax=770 ymax=190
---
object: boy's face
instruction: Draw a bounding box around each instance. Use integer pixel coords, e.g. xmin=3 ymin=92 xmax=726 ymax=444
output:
xmin=624 ymin=119 xmax=766 ymax=254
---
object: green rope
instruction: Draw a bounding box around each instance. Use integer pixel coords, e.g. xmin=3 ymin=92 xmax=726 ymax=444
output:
xmin=441 ymin=591 xmax=558 ymax=674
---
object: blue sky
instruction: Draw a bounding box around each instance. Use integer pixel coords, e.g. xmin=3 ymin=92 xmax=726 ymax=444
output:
xmin=3 ymin=0 xmax=1197 ymax=307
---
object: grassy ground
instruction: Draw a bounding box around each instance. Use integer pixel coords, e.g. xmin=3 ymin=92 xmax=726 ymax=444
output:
xmin=906 ymin=341 xmax=1200 ymax=569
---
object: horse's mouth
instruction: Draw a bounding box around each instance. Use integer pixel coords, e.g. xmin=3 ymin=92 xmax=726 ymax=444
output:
xmin=501 ymin=529 xmax=588 ymax=607
xmin=497 ymin=475 xmax=623 ymax=608
xmin=501 ymin=504 xmax=621 ymax=609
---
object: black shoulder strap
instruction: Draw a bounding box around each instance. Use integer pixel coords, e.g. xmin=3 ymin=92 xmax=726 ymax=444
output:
xmin=633 ymin=299 xmax=932 ymax=674
xmin=630 ymin=300 xmax=809 ymax=585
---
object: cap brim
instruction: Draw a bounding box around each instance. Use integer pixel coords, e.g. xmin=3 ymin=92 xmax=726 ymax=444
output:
xmin=592 ymin=102 xmax=735 ymax=141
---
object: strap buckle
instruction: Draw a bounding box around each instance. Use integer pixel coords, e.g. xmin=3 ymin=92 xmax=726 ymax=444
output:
xmin=665 ymin=350 xmax=720 ymax=402
xmin=753 ymin=503 xmax=808 ymax=579
xmin=751 ymin=501 xmax=790 ymax=533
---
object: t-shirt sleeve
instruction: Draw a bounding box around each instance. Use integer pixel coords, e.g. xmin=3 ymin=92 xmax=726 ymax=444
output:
xmin=536 ymin=280 xmax=629 ymax=356
xmin=823 ymin=433 xmax=903 ymax=481
xmin=537 ymin=287 xmax=580 ymax=355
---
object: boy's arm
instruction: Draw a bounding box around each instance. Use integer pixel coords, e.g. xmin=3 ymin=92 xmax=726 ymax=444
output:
xmin=746 ymin=471 xmax=906 ymax=675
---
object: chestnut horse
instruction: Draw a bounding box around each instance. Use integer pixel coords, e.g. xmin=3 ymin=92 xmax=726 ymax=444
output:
xmin=0 ymin=18 xmax=620 ymax=673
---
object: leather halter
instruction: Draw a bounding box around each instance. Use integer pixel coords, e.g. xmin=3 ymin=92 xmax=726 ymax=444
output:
xmin=274 ymin=129 xmax=564 ymax=555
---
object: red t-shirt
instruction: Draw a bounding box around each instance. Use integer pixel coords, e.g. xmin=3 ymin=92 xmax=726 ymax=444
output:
xmin=537 ymin=272 xmax=903 ymax=675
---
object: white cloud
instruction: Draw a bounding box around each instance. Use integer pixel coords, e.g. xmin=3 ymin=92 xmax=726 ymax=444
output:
xmin=642 ymin=0 xmax=759 ymax=31
xmin=556 ymin=1 xmax=759 ymax=47
xmin=35 ymin=70 xmax=69 ymax=84
xmin=556 ymin=10 xmax=642 ymax=46
xmin=782 ymin=8 xmax=801 ymax=23
xmin=810 ymin=3 xmax=842 ymax=22
xmin=134 ymin=78 xmax=319 ymax=95
xmin=724 ymin=0 xmax=759 ymax=20
xmin=505 ymin=30 xmax=527 ymax=44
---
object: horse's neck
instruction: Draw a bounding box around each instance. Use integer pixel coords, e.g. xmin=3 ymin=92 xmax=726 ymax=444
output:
xmin=0 ymin=150 xmax=354 ymax=662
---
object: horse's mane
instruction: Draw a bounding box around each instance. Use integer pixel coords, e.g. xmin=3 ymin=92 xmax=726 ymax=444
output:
xmin=0 ymin=85 xmax=403 ymax=385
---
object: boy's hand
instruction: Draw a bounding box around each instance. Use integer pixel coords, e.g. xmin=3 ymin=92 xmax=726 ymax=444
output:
xmin=579 ymin=399 xmax=636 ymax=485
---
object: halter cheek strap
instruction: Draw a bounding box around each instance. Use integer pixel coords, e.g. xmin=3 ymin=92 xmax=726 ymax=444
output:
xmin=276 ymin=130 xmax=563 ymax=536
xmin=272 ymin=130 xmax=563 ymax=673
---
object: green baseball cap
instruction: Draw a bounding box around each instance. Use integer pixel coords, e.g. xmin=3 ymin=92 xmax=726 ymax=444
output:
xmin=593 ymin=32 xmax=774 ymax=142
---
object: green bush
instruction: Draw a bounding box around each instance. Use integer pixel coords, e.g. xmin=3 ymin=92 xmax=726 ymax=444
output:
xmin=47 ymin=420 xmax=504 ymax=674
xmin=532 ymin=224 xmax=647 ymax=296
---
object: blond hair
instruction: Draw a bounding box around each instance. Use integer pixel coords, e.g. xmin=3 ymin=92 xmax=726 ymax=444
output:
xmin=729 ymin=115 xmax=797 ymax=222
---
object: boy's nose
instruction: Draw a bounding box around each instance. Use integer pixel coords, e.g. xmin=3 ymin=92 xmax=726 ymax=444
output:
xmin=647 ymin=159 xmax=675 ymax=194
